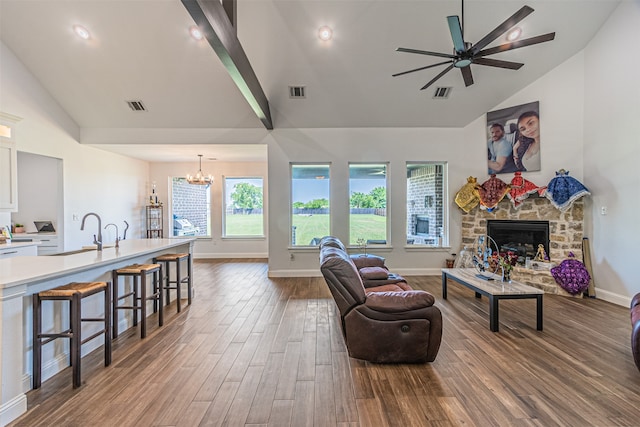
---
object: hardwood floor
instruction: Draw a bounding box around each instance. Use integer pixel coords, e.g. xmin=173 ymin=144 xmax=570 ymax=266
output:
xmin=9 ymin=259 xmax=640 ymax=426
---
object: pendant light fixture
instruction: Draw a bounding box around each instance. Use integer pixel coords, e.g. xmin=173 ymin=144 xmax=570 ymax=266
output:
xmin=186 ymin=154 xmax=213 ymax=185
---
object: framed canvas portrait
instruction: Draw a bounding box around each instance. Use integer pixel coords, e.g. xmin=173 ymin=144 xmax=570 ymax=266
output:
xmin=486 ymin=101 xmax=540 ymax=174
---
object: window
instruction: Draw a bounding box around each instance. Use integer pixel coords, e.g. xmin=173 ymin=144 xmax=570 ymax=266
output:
xmin=290 ymin=164 xmax=330 ymax=246
xmin=406 ymin=162 xmax=447 ymax=246
xmin=349 ymin=163 xmax=388 ymax=245
xmin=223 ymin=177 xmax=264 ymax=237
xmin=170 ymin=178 xmax=211 ymax=237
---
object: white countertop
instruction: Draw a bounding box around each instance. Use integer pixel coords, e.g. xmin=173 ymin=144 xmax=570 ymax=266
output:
xmin=0 ymin=238 xmax=195 ymax=290
xmin=0 ymin=241 xmax=41 ymax=249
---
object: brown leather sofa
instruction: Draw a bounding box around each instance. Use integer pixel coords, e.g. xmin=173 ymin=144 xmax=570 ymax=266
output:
xmin=319 ymin=236 xmax=442 ymax=363
xmin=631 ymin=293 xmax=640 ymax=371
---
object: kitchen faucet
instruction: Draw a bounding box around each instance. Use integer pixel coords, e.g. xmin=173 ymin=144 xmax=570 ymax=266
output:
xmin=80 ymin=212 xmax=103 ymax=251
xmin=104 ymin=223 xmax=120 ymax=248
xmin=122 ymin=220 xmax=129 ymax=240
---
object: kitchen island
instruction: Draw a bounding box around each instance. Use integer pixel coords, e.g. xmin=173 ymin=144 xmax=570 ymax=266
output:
xmin=0 ymin=238 xmax=195 ymax=426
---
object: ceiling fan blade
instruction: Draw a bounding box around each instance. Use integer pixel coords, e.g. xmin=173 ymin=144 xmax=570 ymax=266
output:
xmin=396 ymin=47 xmax=456 ymax=59
xmin=475 ymin=33 xmax=556 ymax=57
xmin=473 ymin=57 xmax=524 ymax=70
xmin=392 ymin=60 xmax=452 ymax=77
xmin=420 ymin=64 xmax=455 ymax=90
xmin=446 ymin=15 xmax=466 ymax=53
xmin=460 ymin=66 xmax=474 ymax=86
xmin=470 ymin=5 xmax=534 ymax=55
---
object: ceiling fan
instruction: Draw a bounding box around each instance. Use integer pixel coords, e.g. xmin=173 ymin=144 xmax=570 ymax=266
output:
xmin=393 ymin=3 xmax=555 ymax=90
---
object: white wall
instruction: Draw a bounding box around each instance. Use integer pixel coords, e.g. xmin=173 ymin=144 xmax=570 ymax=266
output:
xmin=267 ymin=127 xmax=467 ymax=276
xmin=463 ymin=51 xmax=586 ymax=184
xmin=0 ymin=41 xmax=149 ymax=250
xmin=583 ymin=1 xmax=639 ymax=305
xmin=149 ymin=160 xmax=268 ymax=257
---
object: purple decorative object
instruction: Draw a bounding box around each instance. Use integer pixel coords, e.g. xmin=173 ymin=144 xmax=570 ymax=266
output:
xmin=551 ymin=252 xmax=591 ymax=295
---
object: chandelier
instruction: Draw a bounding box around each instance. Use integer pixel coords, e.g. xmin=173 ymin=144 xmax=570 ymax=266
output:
xmin=186 ymin=154 xmax=213 ymax=185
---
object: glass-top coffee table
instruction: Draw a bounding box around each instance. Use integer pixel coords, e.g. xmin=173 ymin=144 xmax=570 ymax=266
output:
xmin=441 ymin=268 xmax=544 ymax=332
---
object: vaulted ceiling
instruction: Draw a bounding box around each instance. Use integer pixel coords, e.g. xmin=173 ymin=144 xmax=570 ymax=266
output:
xmin=0 ymin=0 xmax=620 ymax=161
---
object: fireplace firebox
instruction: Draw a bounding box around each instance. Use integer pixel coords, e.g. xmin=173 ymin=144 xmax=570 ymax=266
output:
xmin=487 ymin=220 xmax=549 ymax=263
xmin=414 ymin=215 xmax=429 ymax=236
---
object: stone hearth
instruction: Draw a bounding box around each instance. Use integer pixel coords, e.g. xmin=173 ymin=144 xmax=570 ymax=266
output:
xmin=459 ymin=196 xmax=585 ymax=296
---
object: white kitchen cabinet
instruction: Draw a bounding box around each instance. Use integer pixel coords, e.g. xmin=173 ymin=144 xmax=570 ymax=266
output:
xmin=0 ymin=244 xmax=37 ymax=258
xmin=36 ymin=235 xmax=59 ymax=255
xmin=0 ymin=112 xmax=22 ymax=212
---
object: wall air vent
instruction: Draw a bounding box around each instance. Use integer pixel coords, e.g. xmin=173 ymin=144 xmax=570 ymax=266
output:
xmin=288 ymin=86 xmax=306 ymax=99
xmin=433 ymin=87 xmax=452 ymax=99
xmin=126 ymin=100 xmax=147 ymax=111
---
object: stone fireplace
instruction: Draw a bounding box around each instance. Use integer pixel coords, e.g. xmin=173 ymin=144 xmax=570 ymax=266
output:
xmin=460 ymin=196 xmax=585 ymax=296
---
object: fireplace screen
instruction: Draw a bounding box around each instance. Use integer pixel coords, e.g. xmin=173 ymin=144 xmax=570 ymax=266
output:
xmin=487 ymin=220 xmax=549 ymax=263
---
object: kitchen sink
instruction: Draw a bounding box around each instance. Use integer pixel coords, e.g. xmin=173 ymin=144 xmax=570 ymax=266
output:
xmin=49 ymin=245 xmax=116 ymax=256
xmin=49 ymin=248 xmax=97 ymax=256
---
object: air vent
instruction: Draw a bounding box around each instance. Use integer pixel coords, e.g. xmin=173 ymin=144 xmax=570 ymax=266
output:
xmin=433 ymin=87 xmax=452 ymax=99
xmin=288 ymin=86 xmax=306 ymax=99
xmin=126 ymin=100 xmax=147 ymax=111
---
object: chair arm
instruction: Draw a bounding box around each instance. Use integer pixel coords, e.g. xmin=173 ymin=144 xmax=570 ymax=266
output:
xmin=351 ymin=254 xmax=386 ymax=269
xmin=364 ymin=290 xmax=435 ymax=313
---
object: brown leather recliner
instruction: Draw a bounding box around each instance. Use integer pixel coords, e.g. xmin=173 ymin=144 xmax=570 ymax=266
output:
xmin=319 ymin=236 xmax=442 ymax=363
xmin=631 ymin=293 xmax=640 ymax=371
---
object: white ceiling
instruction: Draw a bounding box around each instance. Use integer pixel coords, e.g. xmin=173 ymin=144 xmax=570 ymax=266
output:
xmin=0 ymin=0 xmax=620 ymax=162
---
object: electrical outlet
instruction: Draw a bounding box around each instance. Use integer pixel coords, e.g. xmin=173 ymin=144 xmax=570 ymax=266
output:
xmin=601 ymin=206 xmax=607 ymax=215
xmin=290 ymin=253 xmax=295 ymax=261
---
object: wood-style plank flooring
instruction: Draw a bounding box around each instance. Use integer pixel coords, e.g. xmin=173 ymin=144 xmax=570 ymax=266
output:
xmin=9 ymin=259 xmax=640 ymax=426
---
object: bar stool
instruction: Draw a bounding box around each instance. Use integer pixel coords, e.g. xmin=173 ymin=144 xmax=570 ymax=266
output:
xmin=112 ymin=263 xmax=163 ymax=339
xmin=33 ymin=281 xmax=111 ymax=389
xmin=152 ymin=253 xmax=192 ymax=312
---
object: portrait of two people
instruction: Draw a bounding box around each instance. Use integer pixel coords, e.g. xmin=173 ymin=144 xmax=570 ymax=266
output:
xmin=487 ymin=101 xmax=541 ymax=175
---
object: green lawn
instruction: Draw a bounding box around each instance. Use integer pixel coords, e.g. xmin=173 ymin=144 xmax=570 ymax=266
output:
xmin=225 ymin=213 xmax=387 ymax=244
xmin=225 ymin=214 xmax=264 ymax=236
xmin=292 ymin=214 xmax=386 ymax=246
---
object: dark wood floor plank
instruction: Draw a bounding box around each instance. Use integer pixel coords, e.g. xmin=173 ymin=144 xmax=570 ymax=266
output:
xmin=314 ymin=364 xmax=338 ymax=427
xmin=267 ymin=399 xmax=294 ymax=426
xmin=10 ymin=261 xmax=640 ymax=427
xmin=274 ymin=341 xmax=302 ymax=400
xmin=331 ymin=351 xmax=359 ymax=424
xmin=291 ymin=380 xmax=315 ymax=427
xmin=221 ymin=365 xmax=264 ymax=426
xmin=246 ymin=352 xmax=285 ymax=424
xmin=199 ymin=381 xmax=240 ymax=427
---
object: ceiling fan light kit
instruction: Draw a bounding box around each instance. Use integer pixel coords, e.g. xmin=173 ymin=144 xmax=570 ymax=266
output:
xmin=394 ymin=2 xmax=555 ymax=90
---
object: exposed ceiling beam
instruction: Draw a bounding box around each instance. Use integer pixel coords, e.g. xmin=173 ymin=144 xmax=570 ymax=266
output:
xmin=182 ymin=0 xmax=273 ymax=130
xmin=222 ymin=0 xmax=236 ymax=30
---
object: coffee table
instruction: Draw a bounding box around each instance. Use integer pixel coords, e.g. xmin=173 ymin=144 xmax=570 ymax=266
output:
xmin=441 ymin=268 xmax=544 ymax=332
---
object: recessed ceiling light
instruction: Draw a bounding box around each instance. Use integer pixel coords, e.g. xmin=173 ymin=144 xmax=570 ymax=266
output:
xmin=318 ymin=26 xmax=333 ymax=41
xmin=506 ymin=27 xmax=522 ymax=41
xmin=189 ymin=25 xmax=203 ymax=41
xmin=73 ymin=24 xmax=91 ymax=40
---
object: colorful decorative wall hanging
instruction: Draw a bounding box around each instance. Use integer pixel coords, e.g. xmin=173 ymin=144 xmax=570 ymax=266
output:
xmin=455 ymin=176 xmax=480 ymax=213
xmin=476 ymin=174 xmax=510 ymax=211
xmin=545 ymin=169 xmax=590 ymax=211
xmin=507 ymin=172 xmax=546 ymax=208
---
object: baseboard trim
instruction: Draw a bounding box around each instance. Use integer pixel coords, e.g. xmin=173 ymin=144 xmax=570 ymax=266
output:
xmin=593 ymin=287 xmax=629 ymax=307
xmin=195 ymin=253 xmax=268 ymax=259
xmin=268 ymin=269 xmax=321 ymax=278
xmin=0 ymin=392 xmax=27 ymax=427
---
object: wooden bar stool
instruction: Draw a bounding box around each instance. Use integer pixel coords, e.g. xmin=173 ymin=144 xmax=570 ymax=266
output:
xmin=33 ymin=281 xmax=111 ymax=389
xmin=112 ymin=263 xmax=163 ymax=339
xmin=152 ymin=253 xmax=192 ymax=312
